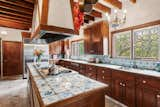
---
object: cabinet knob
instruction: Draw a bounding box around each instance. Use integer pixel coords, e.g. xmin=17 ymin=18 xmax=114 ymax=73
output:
xmin=122 ymin=84 xmax=126 ymax=87
xmin=102 ymin=70 xmax=105 ymax=73
xmin=157 ymin=94 xmax=160 ymax=98
xmin=142 ymin=80 xmax=146 ymax=84
xmin=102 ymin=76 xmax=105 ymax=79
xmin=120 ymin=83 xmax=123 ymax=86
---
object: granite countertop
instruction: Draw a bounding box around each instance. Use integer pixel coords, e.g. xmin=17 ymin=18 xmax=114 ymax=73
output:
xmin=60 ymin=59 xmax=160 ymax=78
xmin=27 ymin=63 xmax=108 ymax=106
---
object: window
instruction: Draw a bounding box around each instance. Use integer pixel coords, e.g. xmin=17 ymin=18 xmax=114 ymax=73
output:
xmin=133 ymin=25 xmax=160 ymax=59
xmin=112 ymin=25 xmax=160 ymax=60
xmin=71 ymin=40 xmax=84 ymax=56
xmin=112 ymin=31 xmax=131 ymax=58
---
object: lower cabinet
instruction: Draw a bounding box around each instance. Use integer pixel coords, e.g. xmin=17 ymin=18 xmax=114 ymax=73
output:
xmin=112 ymin=71 xmax=136 ymax=107
xmin=136 ymin=76 xmax=160 ymax=107
xmin=97 ymin=67 xmax=112 ymax=96
xmin=58 ymin=60 xmax=160 ymax=107
xmin=85 ymin=65 xmax=97 ymax=80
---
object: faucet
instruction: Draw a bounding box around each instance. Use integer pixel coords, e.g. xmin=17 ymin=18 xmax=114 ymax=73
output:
xmin=132 ymin=60 xmax=138 ymax=68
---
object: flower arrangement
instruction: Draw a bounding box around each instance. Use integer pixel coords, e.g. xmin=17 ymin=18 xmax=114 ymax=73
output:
xmin=33 ymin=49 xmax=44 ymax=62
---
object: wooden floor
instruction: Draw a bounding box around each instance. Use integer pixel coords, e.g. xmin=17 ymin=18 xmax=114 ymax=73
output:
xmin=0 ymin=76 xmax=124 ymax=107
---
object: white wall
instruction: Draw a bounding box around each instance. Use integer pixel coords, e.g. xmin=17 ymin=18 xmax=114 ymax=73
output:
xmin=0 ymin=27 xmax=23 ymax=42
xmin=111 ymin=0 xmax=160 ymax=31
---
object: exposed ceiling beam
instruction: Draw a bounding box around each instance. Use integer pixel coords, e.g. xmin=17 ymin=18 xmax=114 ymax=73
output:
xmin=84 ymin=14 xmax=95 ymax=21
xmin=130 ymin=0 xmax=136 ymax=3
xmin=0 ymin=0 xmax=34 ymax=10
xmin=0 ymin=14 xmax=32 ymax=23
xmin=0 ymin=17 xmax=31 ymax=25
xmin=25 ymin=0 xmax=35 ymax=4
xmin=104 ymin=0 xmax=122 ymax=9
xmin=0 ymin=17 xmax=31 ymax=30
xmin=89 ymin=10 xmax=102 ymax=18
xmin=0 ymin=7 xmax=32 ymax=19
xmin=84 ymin=19 xmax=89 ymax=24
xmin=94 ymin=2 xmax=111 ymax=14
xmin=0 ymin=1 xmax=33 ymax=15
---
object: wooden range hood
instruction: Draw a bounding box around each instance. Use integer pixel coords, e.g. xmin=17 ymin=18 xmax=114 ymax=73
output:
xmin=31 ymin=0 xmax=76 ymax=43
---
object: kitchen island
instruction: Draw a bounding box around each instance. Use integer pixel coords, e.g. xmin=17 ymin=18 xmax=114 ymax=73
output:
xmin=27 ymin=63 xmax=108 ymax=107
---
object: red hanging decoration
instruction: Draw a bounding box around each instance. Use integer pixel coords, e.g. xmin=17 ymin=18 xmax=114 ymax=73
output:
xmin=73 ymin=2 xmax=84 ymax=31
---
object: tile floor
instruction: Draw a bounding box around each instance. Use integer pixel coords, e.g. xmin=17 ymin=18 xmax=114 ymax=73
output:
xmin=0 ymin=76 xmax=124 ymax=107
xmin=0 ymin=76 xmax=29 ymax=107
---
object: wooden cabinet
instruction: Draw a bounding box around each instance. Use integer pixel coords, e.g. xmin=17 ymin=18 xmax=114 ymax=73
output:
xmin=97 ymin=67 xmax=112 ymax=96
xmin=78 ymin=64 xmax=86 ymax=75
xmin=136 ymin=76 xmax=160 ymax=107
xmin=85 ymin=65 xmax=97 ymax=80
xmin=84 ymin=21 xmax=109 ymax=55
xmin=49 ymin=40 xmax=64 ymax=55
xmin=112 ymin=70 xmax=136 ymax=107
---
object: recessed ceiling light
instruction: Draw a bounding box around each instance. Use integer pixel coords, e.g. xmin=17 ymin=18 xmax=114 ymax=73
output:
xmin=1 ymin=31 xmax=7 ymax=35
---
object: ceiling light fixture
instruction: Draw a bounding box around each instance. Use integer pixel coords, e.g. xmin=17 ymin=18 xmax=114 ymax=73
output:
xmin=1 ymin=31 xmax=7 ymax=35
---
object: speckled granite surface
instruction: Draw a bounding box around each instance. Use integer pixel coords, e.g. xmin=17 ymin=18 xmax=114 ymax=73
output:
xmin=27 ymin=63 xmax=108 ymax=106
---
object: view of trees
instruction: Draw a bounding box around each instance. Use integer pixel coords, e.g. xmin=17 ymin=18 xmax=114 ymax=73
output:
xmin=113 ymin=25 xmax=160 ymax=60
xmin=114 ymin=31 xmax=131 ymax=58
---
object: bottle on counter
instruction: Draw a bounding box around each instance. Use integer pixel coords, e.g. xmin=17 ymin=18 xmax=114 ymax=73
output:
xmin=156 ymin=62 xmax=160 ymax=72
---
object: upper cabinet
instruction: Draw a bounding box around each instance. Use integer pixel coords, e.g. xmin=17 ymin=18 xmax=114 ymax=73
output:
xmin=49 ymin=41 xmax=64 ymax=55
xmin=31 ymin=0 xmax=75 ymax=40
xmin=84 ymin=21 xmax=109 ymax=55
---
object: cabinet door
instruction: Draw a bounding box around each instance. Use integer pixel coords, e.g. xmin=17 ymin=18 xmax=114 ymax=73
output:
xmin=136 ymin=77 xmax=160 ymax=107
xmin=112 ymin=78 xmax=124 ymax=102
xmin=84 ymin=28 xmax=92 ymax=54
xmin=112 ymin=71 xmax=135 ymax=106
xmin=122 ymin=81 xmax=135 ymax=107
xmin=136 ymin=87 xmax=160 ymax=107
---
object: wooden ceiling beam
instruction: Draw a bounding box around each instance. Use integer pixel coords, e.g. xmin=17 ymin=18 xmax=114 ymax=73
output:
xmin=0 ymin=14 xmax=32 ymax=23
xmin=89 ymin=10 xmax=102 ymax=18
xmin=25 ymin=0 xmax=35 ymax=4
xmin=0 ymin=1 xmax=33 ymax=15
xmin=130 ymin=0 xmax=136 ymax=3
xmin=0 ymin=17 xmax=31 ymax=25
xmin=84 ymin=19 xmax=89 ymax=24
xmin=0 ymin=17 xmax=30 ymax=30
xmin=104 ymin=0 xmax=122 ymax=9
xmin=84 ymin=14 xmax=95 ymax=21
xmin=0 ymin=0 xmax=34 ymax=10
xmin=94 ymin=2 xmax=111 ymax=14
xmin=0 ymin=7 xmax=32 ymax=19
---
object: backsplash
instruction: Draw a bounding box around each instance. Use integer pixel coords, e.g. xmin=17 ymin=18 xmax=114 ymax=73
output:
xmin=70 ymin=55 xmax=159 ymax=71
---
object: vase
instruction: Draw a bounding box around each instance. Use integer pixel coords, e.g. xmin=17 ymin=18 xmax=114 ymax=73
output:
xmin=35 ymin=56 xmax=41 ymax=66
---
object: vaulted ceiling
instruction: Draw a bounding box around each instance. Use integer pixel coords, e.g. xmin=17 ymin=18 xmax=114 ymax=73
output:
xmin=0 ymin=0 xmax=34 ymax=30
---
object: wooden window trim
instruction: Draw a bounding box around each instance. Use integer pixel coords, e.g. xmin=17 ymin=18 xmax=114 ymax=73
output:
xmin=110 ymin=20 xmax=160 ymax=61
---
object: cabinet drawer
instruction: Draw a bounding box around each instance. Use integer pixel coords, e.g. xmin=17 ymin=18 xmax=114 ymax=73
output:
xmin=97 ymin=67 xmax=111 ymax=77
xmin=86 ymin=71 xmax=97 ymax=80
xmin=86 ymin=65 xmax=97 ymax=71
xmin=136 ymin=76 xmax=160 ymax=89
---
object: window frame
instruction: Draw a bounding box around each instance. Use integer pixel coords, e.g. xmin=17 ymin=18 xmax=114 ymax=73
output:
xmin=71 ymin=39 xmax=84 ymax=57
xmin=111 ymin=20 xmax=160 ymax=61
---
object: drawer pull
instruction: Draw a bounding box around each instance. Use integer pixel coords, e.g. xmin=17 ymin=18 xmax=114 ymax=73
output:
xmin=142 ymin=80 xmax=146 ymax=84
xmin=157 ymin=95 xmax=160 ymax=98
xmin=122 ymin=84 xmax=126 ymax=87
